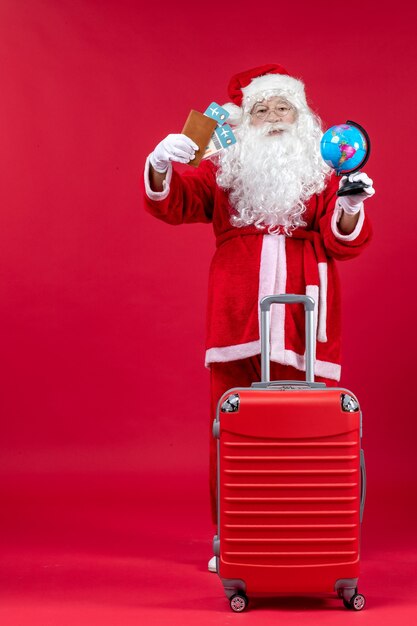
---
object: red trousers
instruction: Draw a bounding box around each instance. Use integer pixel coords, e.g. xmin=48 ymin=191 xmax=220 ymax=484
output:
xmin=209 ymin=356 xmax=337 ymax=525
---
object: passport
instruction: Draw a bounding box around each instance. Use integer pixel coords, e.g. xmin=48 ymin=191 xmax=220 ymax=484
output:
xmin=181 ymin=110 xmax=218 ymax=168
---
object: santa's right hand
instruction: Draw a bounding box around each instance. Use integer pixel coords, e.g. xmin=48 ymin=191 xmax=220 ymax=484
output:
xmin=149 ymin=134 xmax=199 ymax=173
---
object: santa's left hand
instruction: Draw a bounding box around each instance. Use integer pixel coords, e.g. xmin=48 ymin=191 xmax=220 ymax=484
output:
xmin=338 ymin=172 xmax=375 ymax=215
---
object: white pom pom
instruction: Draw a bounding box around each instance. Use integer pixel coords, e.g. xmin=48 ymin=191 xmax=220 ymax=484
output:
xmin=221 ymin=103 xmax=243 ymax=126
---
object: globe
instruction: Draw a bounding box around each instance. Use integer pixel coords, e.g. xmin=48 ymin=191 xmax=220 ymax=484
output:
xmin=320 ymin=121 xmax=369 ymax=176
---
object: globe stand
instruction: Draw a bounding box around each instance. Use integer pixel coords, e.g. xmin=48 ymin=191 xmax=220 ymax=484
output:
xmin=336 ymin=121 xmax=371 ymax=197
xmin=337 ymin=176 xmax=368 ymax=197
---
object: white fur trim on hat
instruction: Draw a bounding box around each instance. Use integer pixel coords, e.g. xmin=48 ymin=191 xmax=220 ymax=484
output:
xmin=242 ymin=74 xmax=307 ymax=111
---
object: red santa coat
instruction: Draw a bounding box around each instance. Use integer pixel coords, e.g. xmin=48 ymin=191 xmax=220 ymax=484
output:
xmin=143 ymin=157 xmax=372 ymax=381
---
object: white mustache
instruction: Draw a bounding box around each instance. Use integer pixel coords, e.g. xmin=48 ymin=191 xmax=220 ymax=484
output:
xmin=259 ymin=122 xmax=293 ymax=136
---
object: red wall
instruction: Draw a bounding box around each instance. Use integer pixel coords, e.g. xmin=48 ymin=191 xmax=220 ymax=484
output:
xmin=0 ymin=0 xmax=416 ymax=521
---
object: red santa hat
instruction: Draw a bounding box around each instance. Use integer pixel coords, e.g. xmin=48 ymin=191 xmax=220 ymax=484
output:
xmin=223 ymin=64 xmax=308 ymax=125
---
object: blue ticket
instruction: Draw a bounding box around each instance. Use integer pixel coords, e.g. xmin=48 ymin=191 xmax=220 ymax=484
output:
xmin=203 ymin=124 xmax=236 ymax=159
xmin=204 ymin=102 xmax=230 ymax=125
xmin=214 ymin=124 xmax=236 ymax=148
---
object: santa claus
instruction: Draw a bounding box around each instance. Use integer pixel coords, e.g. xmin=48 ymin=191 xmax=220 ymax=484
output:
xmin=142 ymin=64 xmax=375 ymax=571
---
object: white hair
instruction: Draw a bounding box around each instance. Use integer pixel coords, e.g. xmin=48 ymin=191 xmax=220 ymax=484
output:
xmin=216 ymin=100 xmax=331 ymax=235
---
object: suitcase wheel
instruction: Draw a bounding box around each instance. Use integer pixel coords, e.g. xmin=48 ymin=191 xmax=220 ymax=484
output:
xmin=343 ymin=593 xmax=366 ymax=611
xmin=230 ymin=594 xmax=249 ymax=612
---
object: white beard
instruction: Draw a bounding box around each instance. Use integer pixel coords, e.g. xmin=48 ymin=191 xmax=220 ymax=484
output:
xmin=216 ymin=114 xmax=331 ymax=234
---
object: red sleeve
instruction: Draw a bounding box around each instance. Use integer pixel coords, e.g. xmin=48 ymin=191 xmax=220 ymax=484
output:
xmin=142 ymin=158 xmax=216 ymax=226
xmin=318 ymin=174 xmax=373 ymax=261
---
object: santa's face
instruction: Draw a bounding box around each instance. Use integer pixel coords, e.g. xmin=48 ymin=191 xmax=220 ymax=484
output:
xmin=249 ymin=96 xmax=297 ymax=131
xmin=216 ymin=97 xmax=331 ymax=234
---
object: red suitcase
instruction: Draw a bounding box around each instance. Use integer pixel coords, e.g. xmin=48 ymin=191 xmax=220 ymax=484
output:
xmin=213 ymin=295 xmax=366 ymax=612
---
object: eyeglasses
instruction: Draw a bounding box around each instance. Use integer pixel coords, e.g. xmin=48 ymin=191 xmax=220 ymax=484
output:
xmin=251 ymin=104 xmax=293 ymax=120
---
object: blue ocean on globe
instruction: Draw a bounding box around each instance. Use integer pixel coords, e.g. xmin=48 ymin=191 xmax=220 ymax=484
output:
xmin=320 ymin=124 xmax=368 ymax=175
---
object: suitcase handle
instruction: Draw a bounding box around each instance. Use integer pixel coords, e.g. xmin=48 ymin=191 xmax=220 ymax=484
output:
xmin=360 ymin=449 xmax=366 ymax=522
xmin=260 ymin=294 xmax=316 ymax=384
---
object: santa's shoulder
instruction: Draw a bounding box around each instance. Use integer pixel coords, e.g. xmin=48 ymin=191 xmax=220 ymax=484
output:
xmin=180 ymin=156 xmax=219 ymax=185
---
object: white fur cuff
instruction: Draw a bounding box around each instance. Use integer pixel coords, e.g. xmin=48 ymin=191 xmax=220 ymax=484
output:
xmin=144 ymin=155 xmax=172 ymax=201
xmin=331 ymin=200 xmax=365 ymax=241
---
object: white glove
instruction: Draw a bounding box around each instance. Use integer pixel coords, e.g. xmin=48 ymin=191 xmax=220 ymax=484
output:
xmin=338 ymin=172 xmax=375 ymax=215
xmin=149 ymin=134 xmax=199 ymax=173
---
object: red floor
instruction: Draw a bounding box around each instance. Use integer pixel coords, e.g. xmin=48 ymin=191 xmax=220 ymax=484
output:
xmin=1 ymin=472 xmax=416 ymax=625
